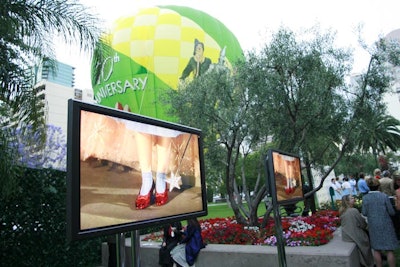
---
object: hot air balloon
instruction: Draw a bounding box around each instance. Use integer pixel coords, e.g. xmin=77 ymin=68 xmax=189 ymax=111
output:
xmin=91 ymin=5 xmax=244 ymax=122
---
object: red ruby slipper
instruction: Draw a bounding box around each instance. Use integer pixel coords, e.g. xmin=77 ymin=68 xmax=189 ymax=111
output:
xmin=284 ymin=187 xmax=295 ymax=195
xmin=135 ymin=183 xmax=155 ymax=209
xmin=155 ymin=188 xmax=168 ymax=206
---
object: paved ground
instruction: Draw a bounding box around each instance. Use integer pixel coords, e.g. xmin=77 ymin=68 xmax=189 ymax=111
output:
xmin=79 ymin=160 xmax=203 ymax=230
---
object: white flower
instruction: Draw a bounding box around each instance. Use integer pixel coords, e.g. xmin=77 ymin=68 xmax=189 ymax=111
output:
xmin=288 ymin=220 xmax=315 ymax=233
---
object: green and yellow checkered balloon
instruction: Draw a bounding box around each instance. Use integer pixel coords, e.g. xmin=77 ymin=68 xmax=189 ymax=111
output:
xmin=91 ymin=5 xmax=243 ymax=122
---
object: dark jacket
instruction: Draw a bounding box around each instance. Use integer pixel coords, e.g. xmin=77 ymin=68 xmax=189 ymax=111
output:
xmin=159 ymin=222 xmax=182 ymax=265
xmin=181 ymin=224 xmax=205 ymax=265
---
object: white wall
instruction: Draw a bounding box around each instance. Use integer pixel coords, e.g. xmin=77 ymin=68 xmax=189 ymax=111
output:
xmin=311 ymin=168 xmax=336 ymax=206
xmin=43 ymin=81 xmax=74 ymax=134
xmin=44 ymin=80 xmax=94 ymax=134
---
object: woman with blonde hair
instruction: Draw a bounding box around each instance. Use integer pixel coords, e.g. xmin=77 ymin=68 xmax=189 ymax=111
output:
xmin=339 ymin=195 xmax=374 ymax=267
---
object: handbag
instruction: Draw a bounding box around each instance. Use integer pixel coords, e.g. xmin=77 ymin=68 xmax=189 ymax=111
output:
xmin=159 ymin=246 xmax=171 ymax=265
xmin=159 ymin=240 xmax=179 ymax=265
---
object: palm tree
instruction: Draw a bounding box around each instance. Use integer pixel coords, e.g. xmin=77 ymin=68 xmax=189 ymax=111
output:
xmin=355 ymin=109 xmax=400 ymax=164
xmin=0 ymin=0 xmax=102 ymax=198
xmin=350 ymin=37 xmax=400 ymax=165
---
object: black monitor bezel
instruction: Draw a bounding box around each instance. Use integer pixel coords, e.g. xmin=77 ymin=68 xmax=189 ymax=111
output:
xmin=265 ymin=149 xmax=304 ymax=206
xmin=66 ymin=99 xmax=207 ymax=241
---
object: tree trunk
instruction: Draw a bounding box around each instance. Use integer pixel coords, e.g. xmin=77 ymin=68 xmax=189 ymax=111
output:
xmin=304 ymin=158 xmax=316 ymax=213
xmin=225 ymin=147 xmax=247 ymax=225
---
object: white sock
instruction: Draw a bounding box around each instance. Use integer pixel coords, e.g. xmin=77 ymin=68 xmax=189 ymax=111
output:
xmin=139 ymin=172 xmax=153 ymax=195
xmin=156 ymin=172 xmax=166 ymax=193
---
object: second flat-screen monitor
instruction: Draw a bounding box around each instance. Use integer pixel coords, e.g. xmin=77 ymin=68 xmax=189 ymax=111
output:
xmin=67 ymin=99 xmax=207 ymax=240
xmin=266 ymin=149 xmax=304 ymax=205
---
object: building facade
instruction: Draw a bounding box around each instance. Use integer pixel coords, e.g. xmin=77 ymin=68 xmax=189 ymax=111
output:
xmin=36 ymin=60 xmax=93 ymax=134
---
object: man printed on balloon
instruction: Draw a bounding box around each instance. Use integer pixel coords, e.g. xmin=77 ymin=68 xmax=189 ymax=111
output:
xmin=180 ymin=39 xmax=212 ymax=80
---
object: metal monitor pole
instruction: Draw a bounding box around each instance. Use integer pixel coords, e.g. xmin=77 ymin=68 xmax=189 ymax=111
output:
xmin=131 ymin=230 xmax=140 ymax=267
xmin=116 ymin=233 xmax=126 ymax=267
xmin=272 ymin=204 xmax=287 ymax=267
xmin=266 ymin=151 xmax=287 ymax=267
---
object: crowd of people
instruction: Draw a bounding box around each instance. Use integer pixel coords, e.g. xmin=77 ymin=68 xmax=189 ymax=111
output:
xmin=335 ymin=169 xmax=400 ymax=267
xmin=158 ymin=169 xmax=400 ymax=267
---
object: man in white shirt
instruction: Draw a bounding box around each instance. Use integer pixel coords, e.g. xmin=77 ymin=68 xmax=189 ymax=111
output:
xmin=330 ymin=178 xmax=342 ymax=200
xmin=341 ymin=177 xmax=352 ymax=196
xmin=349 ymin=175 xmax=357 ymax=195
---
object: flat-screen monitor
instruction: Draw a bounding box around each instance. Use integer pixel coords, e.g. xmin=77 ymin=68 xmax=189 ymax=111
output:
xmin=67 ymin=99 xmax=207 ymax=240
xmin=266 ymin=149 xmax=304 ymax=205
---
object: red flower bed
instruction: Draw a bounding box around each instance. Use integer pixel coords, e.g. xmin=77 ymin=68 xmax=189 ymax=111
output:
xmin=143 ymin=210 xmax=340 ymax=247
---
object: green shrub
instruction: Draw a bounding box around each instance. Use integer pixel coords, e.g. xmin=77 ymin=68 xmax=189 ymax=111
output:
xmin=0 ymin=168 xmax=102 ymax=266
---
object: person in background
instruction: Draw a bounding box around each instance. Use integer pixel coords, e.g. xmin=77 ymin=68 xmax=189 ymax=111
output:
xmin=330 ymin=178 xmax=342 ymax=200
xmin=159 ymin=221 xmax=183 ymax=267
xmin=341 ymin=177 xmax=351 ymax=196
xmin=357 ymin=172 xmax=369 ymax=196
xmin=374 ymin=168 xmax=382 ymax=180
xmin=392 ymin=172 xmax=400 ymax=240
xmin=379 ymin=170 xmax=394 ymax=196
xmin=394 ymin=171 xmax=400 ymax=210
xmin=339 ymin=195 xmax=374 ymax=267
xmin=362 ymin=178 xmax=398 ymax=267
xmin=349 ymin=174 xmax=358 ymax=196
xmin=171 ymin=218 xmax=206 ymax=267
xmin=329 ymin=179 xmax=336 ymax=210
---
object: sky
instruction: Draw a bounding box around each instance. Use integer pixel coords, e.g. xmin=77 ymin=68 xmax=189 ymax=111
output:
xmin=56 ymin=0 xmax=400 ymax=91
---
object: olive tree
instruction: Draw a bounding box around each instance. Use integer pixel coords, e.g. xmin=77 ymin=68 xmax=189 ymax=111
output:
xmin=241 ymin=26 xmax=400 ymax=197
xmin=167 ymin=26 xmax=400 ymax=226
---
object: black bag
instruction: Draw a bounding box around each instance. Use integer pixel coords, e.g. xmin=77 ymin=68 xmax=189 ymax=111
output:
xmin=158 ymin=241 xmax=178 ymax=265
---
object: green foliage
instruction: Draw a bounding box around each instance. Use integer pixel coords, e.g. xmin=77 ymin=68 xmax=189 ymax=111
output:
xmin=347 ymin=36 xmax=400 ymax=159
xmin=334 ymin=153 xmax=377 ymax=176
xmin=236 ymin=151 xmax=260 ymax=193
xmin=167 ymin=25 xmax=400 ymax=227
xmin=200 ymin=203 xmax=268 ymax=220
xmin=169 ymin=65 xmax=268 ymax=225
xmin=0 ymin=128 xmax=22 ymax=199
xmin=353 ymin=108 xmax=400 ymax=162
xmin=0 ymin=0 xmax=102 ymax=200
xmin=206 ymin=187 xmax=214 ymax=202
xmin=0 ymin=168 xmax=102 ymax=266
xmin=317 ymin=201 xmax=333 ymax=210
xmin=0 ymin=2 xmax=104 ymax=260
xmin=238 ymin=26 xmax=400 ymax=190
xmin=352 ymin=194 xmax=364 ymax=212
xmin=240 ymin=26 xmax=351 ymax=165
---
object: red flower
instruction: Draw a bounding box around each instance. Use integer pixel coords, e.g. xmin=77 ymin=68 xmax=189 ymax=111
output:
xmin=143 ymin=210 xmax=340 ymax=246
